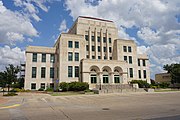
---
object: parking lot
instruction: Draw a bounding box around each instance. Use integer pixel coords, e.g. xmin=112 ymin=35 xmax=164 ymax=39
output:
xmin=0 ymin=92 xmax=180 ymax=120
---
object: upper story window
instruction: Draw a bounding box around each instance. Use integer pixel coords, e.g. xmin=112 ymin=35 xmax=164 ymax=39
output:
xmin=124 ymin=56 xmax=127 ymax=61
xmin=143 ymin=70 xmax=147 ymax=79
xmin=68 ymin=41 xmax=73 ymax=48
xmin=103 ymin=37 xmax=106 ymax=43
xmin=98 ymin=46 xmax=101 ymax=52
xmin=138 ymin=70 xmax=141 ymax=79
xmin=75 ymin=66 xmax=79 ymax=77
xmin=128 ymin=46 xmax=132 ymax=52
xmin=92 ymin=56 xmax=95 ymax=59
xmin=50 ymin=67 xmax=54 ymax=78
xmin=85 ymin=35 xmax=88 ymax=41
xmin=98 ymin=36 xmax=100 ymax=42
xmin=143 ymin=60 xmax=146 ymax=66
xmin=109 ymin=38 xmax=111 ymax=43
xmin=104 ymin=47 xmax=107 ymax=52
xmin=32 ymin=53 xmax=37 ymax=62
xmin=42 ymin=53 xmax=46 ymax=62
xmin=86 ymin=45 xmax=89 ymax=51
xmin=92 ymin=36 xmax=95 ymax=41
xmin=75 ymin=53 xmax=79 ymax=61
xmin=129 ymin=56 xmax=132 ymax=64
xmin=32 ymin=67 xmax=36 ymax=78
xmin=68 ymin=52 xmax=73 ymax=61
xmin=50 ymin=54 xmax=55 ymax=63
xmin=98 ymin=56 xmax=101 ymax=59
xmin=123 ymin=46 xmax=127 ymax=52
xmin=41 ymin=67 xmax=46 ymax=78
xmin=68 ymin=66 xmax=73 ymax=77
xmin=109 ymin=47 xmax=112 ymax=53
xmin=138 ymin=59 xmax=140 ymax=66
xmin=75 ymin=41 xmax=79 ymax=48
xmin=92 ymin=46 xmax=95 ymax=51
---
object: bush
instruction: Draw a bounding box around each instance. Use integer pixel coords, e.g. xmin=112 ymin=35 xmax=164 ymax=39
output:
xmin=3 ymin=92 xmax=18 ymax=96
xmin=131 ymin=80 xmax=150 ymax=88
xmin=45 ymin=87 xmax=53 ymax=92
xmin=59 ymin=82 xmax=89 ymax=91
xmin=59 ymin=82 xmax=69 ymax=91
xmin=159 ymin=82 xmax=170 ymax=88
xmin=10 ymin=88 xmax=26 ymax=92
xmin=38 ymin=88 xmax=44 ymax=91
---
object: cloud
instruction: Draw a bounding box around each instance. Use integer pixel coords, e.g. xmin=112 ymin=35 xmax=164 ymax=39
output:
xmin=0 ymin=45 xmax=25 ymax=71
xmin=59 ymin=19 xmax=69 ymax=33
xmin=0 ymin=1 xmax=38 ymax=45
xmin=65 ymin=0 xmax=180 ymax=79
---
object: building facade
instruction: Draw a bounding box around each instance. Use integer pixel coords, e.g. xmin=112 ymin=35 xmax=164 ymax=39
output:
xmin=155 ymin=73 xmax=171 ymax=83
xmin=24 ymin=16 xmax=150 ymax=90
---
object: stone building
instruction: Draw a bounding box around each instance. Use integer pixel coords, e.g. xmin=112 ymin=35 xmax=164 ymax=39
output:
xmin=24 ymin=16 xmax=150 ymax=90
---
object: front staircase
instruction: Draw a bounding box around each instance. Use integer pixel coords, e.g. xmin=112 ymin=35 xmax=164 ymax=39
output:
xmin=95 ymin=84 xmax=146 ymax=94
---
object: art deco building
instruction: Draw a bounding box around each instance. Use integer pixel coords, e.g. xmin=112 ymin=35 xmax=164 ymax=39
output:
xmin=24 ymin=16 xmax=150 ymax=90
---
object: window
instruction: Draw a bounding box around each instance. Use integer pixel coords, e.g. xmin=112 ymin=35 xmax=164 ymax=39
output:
xmin=92 ymin=56 xmax=95 ymax=59
xmin=138 ymin=59 xmax=140 ymax=66
xmin=41 ymin=83 xmax=45 ymax=89
xmin=103 ymin=75 xmax=109 ymax=83
xmin=91 ymin=74 xmax=97 ymax=83
xmin=68 ymin=41 xmax=73 ymax=48
xmin=110 ymin=57 xmax=112 ymax=60
xmin=98 ymin=46 xmax=101 ymax=52
xmin=129 ymin=68 xmax=133 ymax=78
xmin=124 ymin=56 xmax=127 ymax=61
xmin=68 ymin=52 xmax=73 ymax=61
xmin=98 ymin=36 xmax=100 ymax=42
xmin=31 ymin=83 xmax=36 ymax=90
xmin=75 ymin=41 xmax=79 ymax=48
xmin=92 ymin=46 xmax=95 ymax=51
xmin=86 ymin=45 xmax=89 ymax=51
xmin=143 ymin=60 xmax=146 ymax=66
xmin=75 ymin=66 xmax=79 ymax=77
xmin=109 ymin=47 xmax=112 ymax=53
xmin=109 ymin=38 xmax=111 ymax=43
xmin=92 ymin=36 xmax=95 ymax=41
xmin=68 ymin=66 xmax=73 ymax=77
xmin=143 ymin=70 xmax=147 ymax=79
xmin=104 ymin=47 xmax=106 ymax=52
xmin=42 ymin=53 xmax=46 ymax=62
xmin=50 ymin=54 xmax=55 ymax=63
xmin=41 ymin=67 xmax=46 ymax=78
xmin=129 ymin=56 xmax=132 ymax=64
xmin=128 ymin=46 xmax=132 ymax=52
xmin=86 ymin=55 xmax=89 ymax=59
xmin=98 ymin=56 xmax=101 ymax=59
xmin=75 ymin=53 xmax=79 ymax=61
xmin=32 ymin=67 xmax=36 ymax=78
xmin=114 ymin=75 xmax=120 ymax=83
xmin=85 ymin=35 xmax=88 ymax=41
xmin=138 ymin=70 xmax=141 ymax=79
xmin=123 ymin=46 xmax=127 ymax=52
xmin=32 ymin=53 xmax=37 ymax=62
xmin=104 ymin=56 xmax=107 ymax=60
xmin=50 ymin=83 xmax=54 ymax=88
xmin=103 ymin=37 xmax=106 ymax=43
xmin=50 ymin=67 xmax=54 ymax=78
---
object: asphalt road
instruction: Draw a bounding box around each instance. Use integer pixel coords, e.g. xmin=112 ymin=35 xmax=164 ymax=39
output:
xmin=0 ymin=92 xmax=180 ymax=120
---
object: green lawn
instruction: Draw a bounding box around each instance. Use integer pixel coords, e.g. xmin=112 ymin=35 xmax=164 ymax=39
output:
xmin=155 ymin=89 xmax=180 ymax=92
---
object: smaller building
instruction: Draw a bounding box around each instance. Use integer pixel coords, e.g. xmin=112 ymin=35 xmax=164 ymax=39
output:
xmin=155 ymin=73 xmax=171 ymax=83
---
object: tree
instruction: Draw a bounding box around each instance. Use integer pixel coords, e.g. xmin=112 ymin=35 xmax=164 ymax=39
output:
xmin=4 ymin=64 xmax=20 ymax=93
xmin=0 ymin=72 xmax=7 ymax=95
xmin=163 ymin=63 xmax=180 ymax=84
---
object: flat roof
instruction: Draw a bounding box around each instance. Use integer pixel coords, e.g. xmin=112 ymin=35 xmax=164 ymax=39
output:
xmin=79 ymin=16 xmax=113 ymax=23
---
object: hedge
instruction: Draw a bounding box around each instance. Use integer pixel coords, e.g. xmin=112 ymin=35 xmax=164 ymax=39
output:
xmin=59 ymin=82 xmax=89 ymax=91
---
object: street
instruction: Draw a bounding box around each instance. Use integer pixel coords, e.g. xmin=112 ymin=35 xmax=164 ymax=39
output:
xmin=0 ymin=92 xmax=180 ymax=120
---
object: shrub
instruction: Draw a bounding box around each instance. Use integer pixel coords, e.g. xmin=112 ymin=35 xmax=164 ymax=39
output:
xmin=3 ymin=92 xmax=18 ymax=96
xmin=131 ymin=80 xmax=150 ymax=88
xmin=38 ymin=88 xmax=44 ymax=91
xmin=45 ymin=87 xmax=53 ymax=92
xmin=10 ymin=88 xmax=26 ymax=92
xmin=59 ymin=82 xmax=69 ymax=91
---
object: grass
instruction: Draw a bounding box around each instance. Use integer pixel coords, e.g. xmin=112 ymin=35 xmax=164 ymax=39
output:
xmin=155 ymin=89 xmax=180 ymax=92
xmin=50 ymin=91 xmax=94 ymax=96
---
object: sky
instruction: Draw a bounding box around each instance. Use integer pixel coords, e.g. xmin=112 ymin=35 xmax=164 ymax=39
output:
xmin=0 ymin=0 xmax=180 ymax=79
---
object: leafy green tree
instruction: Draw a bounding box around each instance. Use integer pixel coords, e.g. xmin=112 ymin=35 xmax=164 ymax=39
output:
xmin=163 ymin=63 xmax=180 ymax=84
xmin=4 ymin=64 xmax=20 ymax=93
xmin=0 ymin=72 xmax=7 ymax=95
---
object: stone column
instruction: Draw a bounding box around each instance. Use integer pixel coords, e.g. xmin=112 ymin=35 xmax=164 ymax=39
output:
xmin=88 ymin=27 xmax=92 ymax=59
xmin=106 ymin=29 xmax=109 ymax=60
xmin=94 ymin=28 xmax=98 ymax=59
xmin=100 ymin=29 xmax=104 ymax=60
